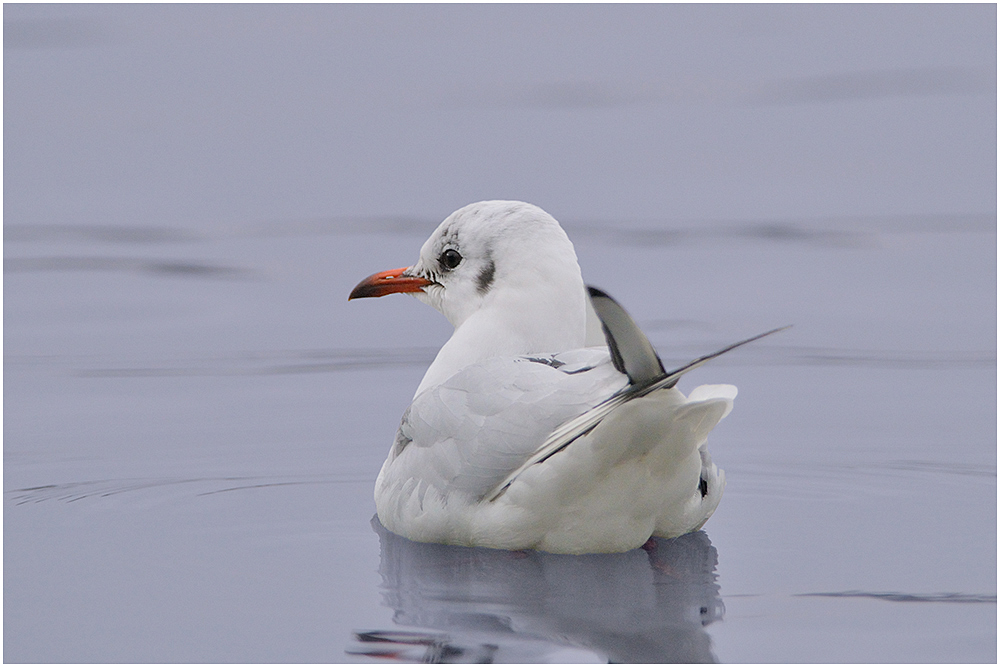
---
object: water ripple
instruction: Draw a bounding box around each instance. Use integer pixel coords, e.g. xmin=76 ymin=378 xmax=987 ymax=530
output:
xmin=7 ymin=344 xmax=993 ymax=380
xmin=798 ymin=591 xmax=997 ymax=604
xmin=67 ymin=348 xmax=439 ymax=378
xmin=655 ymin=345 xmax=995 ymax=370
xmin=5 ymin=475 xmax=372 ymax=505
xmin=5 ymin=212 xmax=993 ymax=251
xmin=4 ymin=256 xmax=254 ymax=279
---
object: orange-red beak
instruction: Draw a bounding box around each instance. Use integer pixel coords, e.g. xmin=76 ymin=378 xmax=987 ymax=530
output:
xmin=348 ymin=267 xmax=433 ymax=300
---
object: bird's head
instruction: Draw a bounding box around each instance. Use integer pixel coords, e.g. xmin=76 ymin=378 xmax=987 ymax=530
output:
xmin=350 ymin=201 xmax=585 ymax=334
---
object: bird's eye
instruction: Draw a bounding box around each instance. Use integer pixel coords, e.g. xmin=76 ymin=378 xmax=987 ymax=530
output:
xmin=439 ymin=248 xmax=462 ymax=270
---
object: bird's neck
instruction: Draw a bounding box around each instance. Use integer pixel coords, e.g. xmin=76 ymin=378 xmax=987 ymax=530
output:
xmin=414 ymin=289 xmax=587 ymax=397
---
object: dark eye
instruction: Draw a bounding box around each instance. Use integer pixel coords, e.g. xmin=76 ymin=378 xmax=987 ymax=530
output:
xmin=439 ymin=248 xmax=462 ymax=270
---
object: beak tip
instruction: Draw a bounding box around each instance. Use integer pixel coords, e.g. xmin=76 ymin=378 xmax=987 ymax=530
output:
xmin=347 ymin=284 xmax=374 ymax=300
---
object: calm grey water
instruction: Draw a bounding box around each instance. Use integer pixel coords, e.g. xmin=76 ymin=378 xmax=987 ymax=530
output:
xmin=4 ymin=4 xmax=996 ymax=663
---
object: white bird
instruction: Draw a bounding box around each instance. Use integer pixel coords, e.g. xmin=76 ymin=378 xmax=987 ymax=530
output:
xmin=350 ymin=201 xmax=782 ymax=554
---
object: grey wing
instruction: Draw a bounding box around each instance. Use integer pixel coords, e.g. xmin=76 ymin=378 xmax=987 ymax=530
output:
xmin=398 ymin=348 xmax=628 ymax=501
xmin=483 ymin=324 xmax=793 ymax=501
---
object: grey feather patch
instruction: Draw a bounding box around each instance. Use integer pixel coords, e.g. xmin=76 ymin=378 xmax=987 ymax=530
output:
xmin=476 ymin=259 xmax=495 ymax=294
xmin=587 ymin=286 xmax=665 ymax=385
xmin=392 ymin=407 xmax=413 ymax=457
xmin=523 ymin=355 xmax=565 ymax=369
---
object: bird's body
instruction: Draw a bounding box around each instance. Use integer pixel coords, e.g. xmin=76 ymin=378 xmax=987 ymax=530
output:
xmin=374 ymin=347 xmax=733 ymax=553
xmin=350 ymin=201 xmax=768 ymax=554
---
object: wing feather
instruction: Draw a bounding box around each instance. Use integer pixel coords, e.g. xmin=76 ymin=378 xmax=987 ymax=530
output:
xmin=483 ymin=326 xmax=791 ymax=501
xmin=396 ymin=349 xmax=626 ymax=500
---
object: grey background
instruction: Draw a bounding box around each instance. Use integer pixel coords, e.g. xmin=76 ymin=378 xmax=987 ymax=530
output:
xmin=5 ymin=4 xmax=996 ymax=662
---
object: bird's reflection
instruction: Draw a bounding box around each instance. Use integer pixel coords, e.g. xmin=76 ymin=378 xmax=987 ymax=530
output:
xmin=349 ymin=517 xmax=724 ymax=663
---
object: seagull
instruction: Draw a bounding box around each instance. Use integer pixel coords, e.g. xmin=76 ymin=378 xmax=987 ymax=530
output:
xmin=350 ymin=201 xmax=784 ymax=554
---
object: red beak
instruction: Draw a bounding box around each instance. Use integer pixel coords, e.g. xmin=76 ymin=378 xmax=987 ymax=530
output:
xmin=348 ymin=267 xmax=433 ymax=300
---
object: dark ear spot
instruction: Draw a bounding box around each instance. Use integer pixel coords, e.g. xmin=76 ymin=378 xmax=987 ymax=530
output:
xmin=476 ymin=259 xmax=495 ymax=294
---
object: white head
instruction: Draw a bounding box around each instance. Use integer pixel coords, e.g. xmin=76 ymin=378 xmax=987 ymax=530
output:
xmin=409 ymin=201 xmax=584 ymax=328
xmin=350 ymin=201 xmax=588 ymax=391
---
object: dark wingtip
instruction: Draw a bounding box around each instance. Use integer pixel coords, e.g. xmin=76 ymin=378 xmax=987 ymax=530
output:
xmin=586 ymin=284 xmax=665 ymax=384
xmin=659 ymin=323 xmax=793 ymax=389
